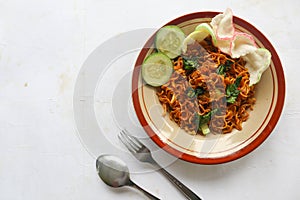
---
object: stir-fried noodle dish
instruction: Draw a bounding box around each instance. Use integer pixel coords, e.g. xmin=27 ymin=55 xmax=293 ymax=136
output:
xmin=156 ymin=37 xmax=256 ymax=135
xmin=141 ymin=9 xmax=271 ymax=136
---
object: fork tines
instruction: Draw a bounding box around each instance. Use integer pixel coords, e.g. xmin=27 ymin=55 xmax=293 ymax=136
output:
xmin=118 ymin=129 xmax=143 ymax=154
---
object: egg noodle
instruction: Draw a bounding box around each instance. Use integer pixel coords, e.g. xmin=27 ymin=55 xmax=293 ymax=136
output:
xmin=156 ymin=37 xmax=256 ymax=135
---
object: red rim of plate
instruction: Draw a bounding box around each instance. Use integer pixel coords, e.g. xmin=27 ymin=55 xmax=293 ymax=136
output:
xmin=132 ymin=11 xmax=285 ymax=164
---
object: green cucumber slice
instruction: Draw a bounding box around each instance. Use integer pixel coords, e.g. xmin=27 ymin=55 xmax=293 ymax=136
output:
xmin=142 ymin=52 xmax=173 ymax=87
xmin=155 ymin=25 xmax=185 ymax=59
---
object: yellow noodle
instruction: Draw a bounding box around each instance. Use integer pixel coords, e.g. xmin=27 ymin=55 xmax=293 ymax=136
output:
xmin=156 ymin=37 xmax=256 ymax=135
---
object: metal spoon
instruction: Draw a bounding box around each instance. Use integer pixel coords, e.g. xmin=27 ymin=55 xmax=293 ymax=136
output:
xmin=96 ymin=154 xmax=160 ymax=200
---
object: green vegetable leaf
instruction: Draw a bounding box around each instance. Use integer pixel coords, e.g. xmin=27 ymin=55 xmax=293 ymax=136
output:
xmin=195 ymin=87 xmax=205 ymax=96
xmin=226 ymin=76 xmax=242 ymax=103
xmin=183 ymin=57 xmax=199 ymax=71
xmin=217 ymin=60 xmax=233 ymax=75
xmin=186 ymin=87 xmax=205 ymax=98
xmin=198 ymin=108 xmax=219 ymax=126
xmin=192 ymin=108 xmax=219 ymax=135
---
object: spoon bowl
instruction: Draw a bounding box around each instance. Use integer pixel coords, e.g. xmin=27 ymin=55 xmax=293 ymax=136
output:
xmin=96 ymin=154 xmax=160 ymax=200
xmin=96 ymin=154 xmax=130 ymax=188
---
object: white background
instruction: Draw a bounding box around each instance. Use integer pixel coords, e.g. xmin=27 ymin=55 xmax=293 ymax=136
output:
xmin=0 ymin=0 xmax=299 ymax=199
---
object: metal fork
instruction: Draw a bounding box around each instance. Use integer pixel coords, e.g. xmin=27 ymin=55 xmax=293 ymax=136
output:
xmin=118 ymin=129 xmax=202 ymax=200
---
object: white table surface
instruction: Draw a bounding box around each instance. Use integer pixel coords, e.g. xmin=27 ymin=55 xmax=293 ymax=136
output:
xmin=0 ymin=0 xmax=299 ymax=199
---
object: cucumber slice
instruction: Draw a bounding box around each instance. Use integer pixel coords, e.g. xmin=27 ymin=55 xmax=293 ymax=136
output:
xmin=155 ymin=25 xmax=185 ymax=59
xmin=142 ymin=52 xmax=173 ymax=87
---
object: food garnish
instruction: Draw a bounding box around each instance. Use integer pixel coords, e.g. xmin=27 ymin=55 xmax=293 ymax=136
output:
xmin=141 ymin=52 xmax=173 ymax=87
xmin=155 ymin=25 xmax=185 ymax=59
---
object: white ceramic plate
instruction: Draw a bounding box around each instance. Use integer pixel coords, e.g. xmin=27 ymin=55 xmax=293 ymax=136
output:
xmin=132 ymin=12 xmax=285 ymax=164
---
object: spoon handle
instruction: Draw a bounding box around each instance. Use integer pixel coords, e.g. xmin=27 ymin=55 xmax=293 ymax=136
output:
xmin=129 ymin=180 xmax=161 ymax=200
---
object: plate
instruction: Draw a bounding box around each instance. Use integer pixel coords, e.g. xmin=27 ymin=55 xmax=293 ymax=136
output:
xmin=132 ymin=12 xmax=285 ymax=164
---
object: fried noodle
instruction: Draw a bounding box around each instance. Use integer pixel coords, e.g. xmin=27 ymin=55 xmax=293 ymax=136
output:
xmin=156 ymin=37 xmax=256 ymax=135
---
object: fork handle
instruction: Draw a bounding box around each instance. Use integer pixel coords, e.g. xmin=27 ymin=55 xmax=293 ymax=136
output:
xmin=129 ymin=180 xmax=161 ymax=200
xmin=157 ymin=167 xmax=202 ymax=200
